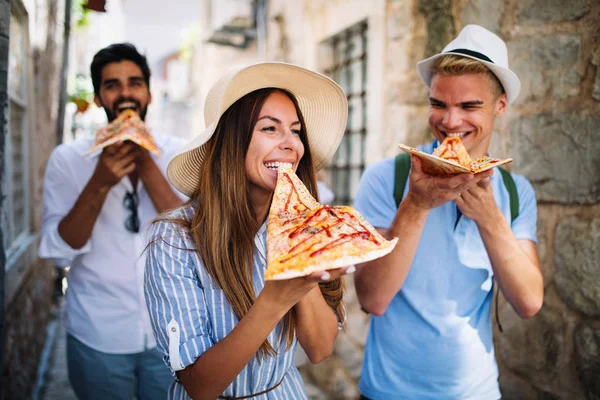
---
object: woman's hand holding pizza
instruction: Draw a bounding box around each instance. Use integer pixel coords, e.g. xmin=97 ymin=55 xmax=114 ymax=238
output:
xmin=260 ymin=266 xmax=354 ymax=312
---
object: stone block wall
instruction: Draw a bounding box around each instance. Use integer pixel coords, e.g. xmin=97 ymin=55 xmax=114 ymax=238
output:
xmin=3 ymin=259 xmax=56 ymax=400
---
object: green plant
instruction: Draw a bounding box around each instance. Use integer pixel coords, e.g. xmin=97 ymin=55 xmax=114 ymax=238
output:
xmin=72 ymin=0 xmax=91 ymax=29
xmin=67 ymin=74 xmax=94 ymax=112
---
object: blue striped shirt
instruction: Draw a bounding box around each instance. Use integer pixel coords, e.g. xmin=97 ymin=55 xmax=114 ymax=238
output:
xmin=144 ymin=205 xmax=308 ymax=400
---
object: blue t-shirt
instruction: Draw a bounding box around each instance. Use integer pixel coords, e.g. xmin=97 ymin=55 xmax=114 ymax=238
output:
xmin=354 ymin=141 xmax=537 ymax=400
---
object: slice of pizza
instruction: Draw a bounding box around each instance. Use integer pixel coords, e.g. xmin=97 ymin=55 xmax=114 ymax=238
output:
xmin=433 ymin=136 xmax=472 ymax=166
xmin=469 ymin=156 xmax=513 ymax=173
xmin=85 ymin=109 xmax=161 ymax=156
xmin=398 ymin=136 xmax=512 ymax=175
xmin=265 ymin=168 xmax=398 ymax=280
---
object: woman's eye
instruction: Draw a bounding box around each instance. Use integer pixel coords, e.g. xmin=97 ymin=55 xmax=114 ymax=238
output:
xmin=292 ymin=129 xmax=301 ymax=136
xmin=261 ymin=126 xmax=276 ymax=132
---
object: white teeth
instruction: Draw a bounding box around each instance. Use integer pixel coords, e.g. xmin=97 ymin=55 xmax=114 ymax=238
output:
xmin=447 ymin=132 xmax=467 ymax=138
xmin=118 ymin=102 xmax=136 ymax=110
xmin=264 ymin=162 xmax=293 ymax=170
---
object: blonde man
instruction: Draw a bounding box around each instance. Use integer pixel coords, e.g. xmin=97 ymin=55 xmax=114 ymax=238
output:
xmin=353 ymin=25 xmax=543 ymax=399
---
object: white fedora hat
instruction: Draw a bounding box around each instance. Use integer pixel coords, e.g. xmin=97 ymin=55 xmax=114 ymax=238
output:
xmin=416 ymin=24 xmax=521 ymax=104
xmin=167 ymin=62 xmax=348 ymax=196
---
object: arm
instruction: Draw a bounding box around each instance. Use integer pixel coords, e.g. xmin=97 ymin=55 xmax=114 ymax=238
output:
xmin=137 ymin=149 xmax=183 ymax=213
xmin=354 ymin=156 xmax=492 ymax=316
xmin=58 ymin=142 xmax=139 ymax=249
xmin=145 ymin=221 xmax=348 ymax=400
xmin=457 ymin=178 xmax=543 ymax=318
xmin=293 ymin=282 xmax=342 ymax=364
xmin=354 ymin=199 xmax=429 ymax=316
xmin=179 ymin=272 xmax=349 ymax=400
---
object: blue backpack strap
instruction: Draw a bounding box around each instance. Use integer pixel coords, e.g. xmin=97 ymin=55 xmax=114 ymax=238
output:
xmin=394 ymin=153 xmax=411 ymax=207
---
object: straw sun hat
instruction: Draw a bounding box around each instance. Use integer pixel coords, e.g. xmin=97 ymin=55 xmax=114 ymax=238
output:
xmin=167 ymin=62 xmax=348 ymax=197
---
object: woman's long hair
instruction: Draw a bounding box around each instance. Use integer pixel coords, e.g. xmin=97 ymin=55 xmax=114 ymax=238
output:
xmin=176 ymin=88 xmax=344 ymax=357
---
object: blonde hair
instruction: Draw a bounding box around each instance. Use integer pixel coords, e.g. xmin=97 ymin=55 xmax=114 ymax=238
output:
xmin=162 ymin=88 xmax=344 ymax=358
xmin=431 ymin=54 xmax=505 ymax=98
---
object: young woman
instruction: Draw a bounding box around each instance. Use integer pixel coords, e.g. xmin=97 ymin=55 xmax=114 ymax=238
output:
xmin=144 ymin=63 xmax=351 ymax=400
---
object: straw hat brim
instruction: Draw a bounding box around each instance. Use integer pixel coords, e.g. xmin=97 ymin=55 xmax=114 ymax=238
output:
xmin=417 ymin=52 xmax=521 ymax=104
xmin=167 ymin=62 xmax=348 ymax=197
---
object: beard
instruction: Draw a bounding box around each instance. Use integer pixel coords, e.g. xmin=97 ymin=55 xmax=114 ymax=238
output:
xmin=102 ymin=97 xmax=148 ymax=122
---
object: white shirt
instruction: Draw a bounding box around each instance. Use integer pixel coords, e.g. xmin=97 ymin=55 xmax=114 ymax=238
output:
xmin=38 ymin=133 xmax=186 ymax=354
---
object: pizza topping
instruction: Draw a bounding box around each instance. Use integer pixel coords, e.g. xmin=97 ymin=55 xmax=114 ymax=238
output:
xmin=433 ymin=137 xmax=472 ymax=166
xmin=265 ymin=168 xmax=398 ymax=280
xmin=280 ymin=208 xmax=379 ymax=263
xmin=283 ymin=173 xmax=310 ymax=212
xmin=470 ymin=156 xmax=502 ymax=172
xmin=398 ymin=139 xmax=512 ymax=176
xmin=86 ymin=109 xmax=160 ymax=156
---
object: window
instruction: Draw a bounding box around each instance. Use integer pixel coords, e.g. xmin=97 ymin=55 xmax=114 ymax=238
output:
xmin=4 ymin=9 xmax=31 ymax=255
xmin=322 ymin=21 xmax=368 ymax=205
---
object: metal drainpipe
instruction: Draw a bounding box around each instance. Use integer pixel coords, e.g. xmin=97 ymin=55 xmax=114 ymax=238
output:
xmin=0 ymin=1 xmax=11 ymax=398
xmin=56 ymin=0 xmax=72 ymax=146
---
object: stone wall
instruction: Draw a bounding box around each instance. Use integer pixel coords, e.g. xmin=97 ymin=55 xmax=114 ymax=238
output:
xmin=3 ymin=259 xmax=56 ymax=400
xmin=261 ymin=0 xmax=600 ymax=398
xmin=2 ymin=0 xmax=65 ymax=398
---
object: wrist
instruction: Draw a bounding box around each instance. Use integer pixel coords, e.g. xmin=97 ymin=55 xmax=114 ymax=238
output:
xmin=255 ymin=289 xmax=291 ymax=321
xmin=400 ymin=192 xmax=431 ymax=219
xmin=475 ymin=205 xmax=505 ymax=230
xmin=137 ymin=157 xmax=158 ymax=180
xmin=87 ymin=176 xmax=113 ymax=195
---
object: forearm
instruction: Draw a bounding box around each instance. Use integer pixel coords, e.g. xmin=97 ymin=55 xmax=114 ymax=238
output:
xmin=294 ymin=286 xmax=339 ymax=363
xmin=477 ymin=209 xmax=543 ymax=318
xmin=179 ymin=296 xmax=287 ymax=400
xmin=139 ymin=161 xmax=183 ymax=213
xmin=58 ymin=179 xmax=111 ymax=249
xmin=355 ymin=198 xmax=429 ymax=316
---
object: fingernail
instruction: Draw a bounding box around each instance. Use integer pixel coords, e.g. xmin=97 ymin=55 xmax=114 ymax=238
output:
xmin=345 ymin=266 xmax=356 ymax=275
xmin=321 ymin=272 xmax=331 ymax=281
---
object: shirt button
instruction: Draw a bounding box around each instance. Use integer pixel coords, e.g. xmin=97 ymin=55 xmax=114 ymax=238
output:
xmin=171 ymin=327 xmax=176 ymax=332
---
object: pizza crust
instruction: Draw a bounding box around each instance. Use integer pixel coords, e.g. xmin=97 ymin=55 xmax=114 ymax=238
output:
xmin=265 ymin=168 xmax=398 ymax=280
xmin=398 ymin=138 xmax=512 ymax=176
xmin=266 ymin=237 xmax=398 ymax=280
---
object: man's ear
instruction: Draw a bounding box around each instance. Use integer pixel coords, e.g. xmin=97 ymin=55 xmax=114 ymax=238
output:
xmin=494 ymin=93 xmax=508 ymax=116
xmin=94 ymin=95 xmax=102 ymax=108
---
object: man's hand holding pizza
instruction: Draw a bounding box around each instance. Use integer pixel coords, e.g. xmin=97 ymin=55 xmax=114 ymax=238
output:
xmin=404 ymin=155 xmax=493 ymax=212
xmin=91 ymin=141 xmax=141 ymax=190
xmin=455 ymin=173 xmax=503 ymax=226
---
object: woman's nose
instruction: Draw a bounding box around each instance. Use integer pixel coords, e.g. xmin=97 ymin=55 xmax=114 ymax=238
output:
xmin=280 ymin=130 xmax=300 ymax=151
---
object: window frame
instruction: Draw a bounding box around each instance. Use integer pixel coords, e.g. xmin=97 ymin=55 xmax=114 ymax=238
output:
xmin=5 ymin=0 xmax=34 ymax=265
xmin=321 ymin=20 xmax=368 ymax=205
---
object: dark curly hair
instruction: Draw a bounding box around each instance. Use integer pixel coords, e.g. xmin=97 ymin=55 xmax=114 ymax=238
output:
xmin=90 ymin=43 xmax=151 ymax=96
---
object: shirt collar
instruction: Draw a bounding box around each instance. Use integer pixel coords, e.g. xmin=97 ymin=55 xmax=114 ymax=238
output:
xmin=257 ymin=219 xmax=268 ymax=238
